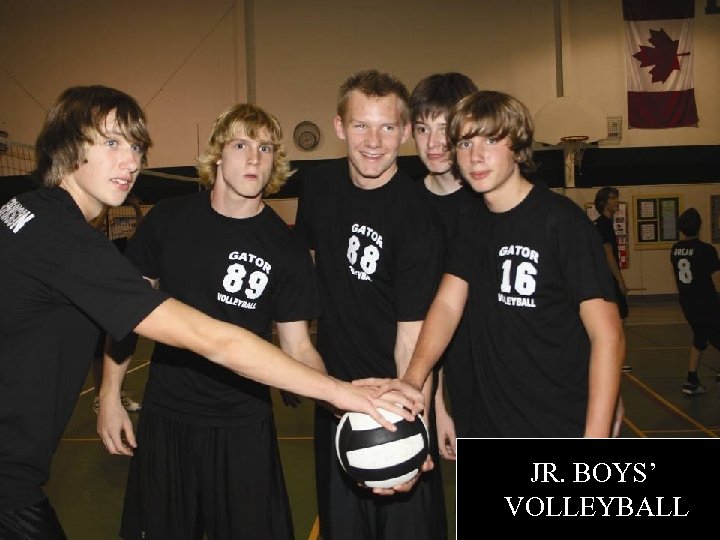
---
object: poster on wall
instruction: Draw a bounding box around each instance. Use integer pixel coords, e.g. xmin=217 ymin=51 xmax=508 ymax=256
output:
xmin=634 ymin=194 xmax=681 ymax=250
xmin=585 ymin=202 xmax=629 ymax=269
xmin=659 ymin=199 xmax=679 ymax=241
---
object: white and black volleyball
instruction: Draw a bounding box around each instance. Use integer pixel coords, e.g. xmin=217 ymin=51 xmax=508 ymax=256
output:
xmin=335 ymin=409 xmax=429 ymax=489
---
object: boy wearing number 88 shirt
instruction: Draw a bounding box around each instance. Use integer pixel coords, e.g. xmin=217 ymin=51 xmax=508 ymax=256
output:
xmin=295 ymin=70 xmax=447 ymax=540
xmin=403 ymin=91 xmax=624 ymax=437
xmin=670 ymin=208 xmax=720 ymax=396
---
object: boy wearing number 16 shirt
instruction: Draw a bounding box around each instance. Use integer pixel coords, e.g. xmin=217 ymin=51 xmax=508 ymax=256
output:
xmin=402 ymin=91 xmax=624 ymax=438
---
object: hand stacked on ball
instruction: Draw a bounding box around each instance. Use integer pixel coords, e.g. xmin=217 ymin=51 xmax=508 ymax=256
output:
xmin=339 ymin=378 xmax=435 ymax=496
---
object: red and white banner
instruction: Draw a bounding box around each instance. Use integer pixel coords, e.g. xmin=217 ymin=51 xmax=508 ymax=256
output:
xmin=623 ymin=0 xmax=698 ymax=128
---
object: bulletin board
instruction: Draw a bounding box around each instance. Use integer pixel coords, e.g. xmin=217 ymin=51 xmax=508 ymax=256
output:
xmin=633 ymin=194 xmax=681 ymax=250
xmin=711 ymin=195 xmax=720 ymax=244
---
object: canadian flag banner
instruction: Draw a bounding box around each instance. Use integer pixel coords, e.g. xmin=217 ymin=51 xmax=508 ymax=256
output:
xmin=623 ymin=0 xmax=698 ymax=128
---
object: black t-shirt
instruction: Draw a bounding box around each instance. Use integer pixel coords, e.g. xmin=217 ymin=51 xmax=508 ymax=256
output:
xmin=446 ymin=184 xmax=615 ymax=437
xmin=295 ymin=159 xmax=442 ymax=380
xmin=125 ymin=191 xmax=320 ymax=425
xmin=594 ymin=214 xmax=619 ymax=268
xmin=0 ymin=188 xmax=167 ymax=511
xmin=670 ymin=238 xmax=720 ymax=312
xmin=416 ymin=180 xmax=478 ymax=435
xmin=417 ymin=181 xmax=478 ymax=253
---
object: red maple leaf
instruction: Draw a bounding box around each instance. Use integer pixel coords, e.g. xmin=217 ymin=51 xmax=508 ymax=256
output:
xmin=632 ymin=28 xmax=690 ymax=83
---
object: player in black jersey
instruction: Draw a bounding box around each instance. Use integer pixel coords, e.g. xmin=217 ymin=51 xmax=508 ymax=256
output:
xmin=594 ymin=186 xmax=632 ymax=374
xmin=670 ymin=207 xmax=720 ymax=396
xmin=296 ymin=70 xmax=446 ymax=540
xmin=402 ymin=90 xmax=624 ymax=438
xmin=0 ymin=86 xmax=422 ymax=540
xmin=409 ymin=73 xmax=478 ymax=452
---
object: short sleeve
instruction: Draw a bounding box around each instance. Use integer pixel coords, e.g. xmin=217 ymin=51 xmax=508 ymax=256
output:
xmin=557 ymin=206 xmax=615 ymax=305
xmin=595 ymin=216 xmax=614 ymax=245
xmin=271 ymin=246 xmax=321 ymax=322
xmin=53 ymin=234 xmax=168 ymax=340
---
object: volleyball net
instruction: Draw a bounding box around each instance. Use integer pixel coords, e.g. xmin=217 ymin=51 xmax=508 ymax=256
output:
xmin=0 ymin=140 xmax=35 ymax=176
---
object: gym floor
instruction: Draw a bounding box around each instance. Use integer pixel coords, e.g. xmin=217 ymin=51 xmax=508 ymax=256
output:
xmin=47 ymin=296 xmax=718 ymax=539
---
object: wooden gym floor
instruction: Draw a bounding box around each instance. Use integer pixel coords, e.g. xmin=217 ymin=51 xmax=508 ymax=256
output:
xmin=46 ymin=297 xmax=718 ymax=538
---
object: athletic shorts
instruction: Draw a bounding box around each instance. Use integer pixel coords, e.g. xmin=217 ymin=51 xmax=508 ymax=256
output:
xmin=681 ymin=303 xmax=720 ymax=351
xmin=0 ymin=498 xmax=67 ymax=540
xmin=120 ymin=409 xmax=293 ymax=540
xmin=314 ymin=406 xmax=447 ymax=540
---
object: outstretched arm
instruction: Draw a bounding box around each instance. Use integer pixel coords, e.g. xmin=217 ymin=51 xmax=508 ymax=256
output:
xmin=133 ymin=299 xmax=422 ymax=429
xmin=403 ymin=274 xmax=468 ymax=392
xmin=581 ymin=298 xmax=624 ymax=437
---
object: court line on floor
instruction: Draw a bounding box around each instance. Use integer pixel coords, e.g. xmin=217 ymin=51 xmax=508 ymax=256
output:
xmin=623 ymin=372 xmax=719 ymax=438
xmin=621 ymin=416 xmax=647 ymax=438
xmin=308 ymin=516 xmax=320 ymax=540
xmin=71 ymin=356 xmax=320 ymax=539
xmin=78 ymin=361 xmax=150 ymax=397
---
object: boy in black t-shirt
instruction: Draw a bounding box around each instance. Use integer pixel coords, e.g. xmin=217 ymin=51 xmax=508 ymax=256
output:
xmin=295 ymin=70 xmax=446 ymax=540
xmin=409 ymin=73 xmax=478 ymax=451
xmin=97 ymin=103 xmax=332 ymax=540
xmin=670 ymin=207 xmax=720 ymax=396
xmin=594 ymin=186 xmax=632 ymax=374
xmin=401 ymin=90 xmax=624 ymax=438
xmin=0 ymin=86 xmax=422 ymax=540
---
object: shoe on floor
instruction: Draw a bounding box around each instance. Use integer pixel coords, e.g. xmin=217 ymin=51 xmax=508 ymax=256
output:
xmin=93 ymin=393 xmax=142 ymax=415
xmin=682 ymin=382 xmax=706 ymax=396
xmin=120 ymin=392 xmax=142 ymax=412
xmin=621 ymin=365 xmax=633 ymax=373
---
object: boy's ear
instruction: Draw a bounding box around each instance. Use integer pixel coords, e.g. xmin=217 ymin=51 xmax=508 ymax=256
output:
xmin=333 ymin=115 xmax=347 ymax=141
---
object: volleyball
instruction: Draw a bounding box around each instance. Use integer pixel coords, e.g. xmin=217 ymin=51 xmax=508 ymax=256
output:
xmin=335 ymin=409 xmax=429 ymax=489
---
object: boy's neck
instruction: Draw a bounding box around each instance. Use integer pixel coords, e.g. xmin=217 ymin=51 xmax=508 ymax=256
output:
xmin=484 ymin=175 xmax=533 ymax=214
xmin=210 ymin=184 xmax=264 ymax=219
xmin=424 ymin=172 xmax=463 ymax=196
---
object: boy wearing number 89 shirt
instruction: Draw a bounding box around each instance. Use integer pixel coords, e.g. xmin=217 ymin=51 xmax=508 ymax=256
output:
xmin=98 ymin=104 xmax=325 ymax=540
xmin=403 ymin=91 xmax=624 ymax=437
xmin=670 ymin=208 xmax=720 ymax=396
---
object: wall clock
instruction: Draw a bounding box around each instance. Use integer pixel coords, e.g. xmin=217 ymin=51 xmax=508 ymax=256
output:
xmin=293 ymin=121 xmax=321 ymax=151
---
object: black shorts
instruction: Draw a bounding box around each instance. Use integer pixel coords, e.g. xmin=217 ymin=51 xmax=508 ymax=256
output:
xmin=681 ymin=303 xmax=720 ymax=351
xmin=314 ymin=406 xmax=447 ymax=540
xmin=120 ymin=409 xmax=293 ymax=540
xmin=0 ymin=498 xmax=67 ymax=540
